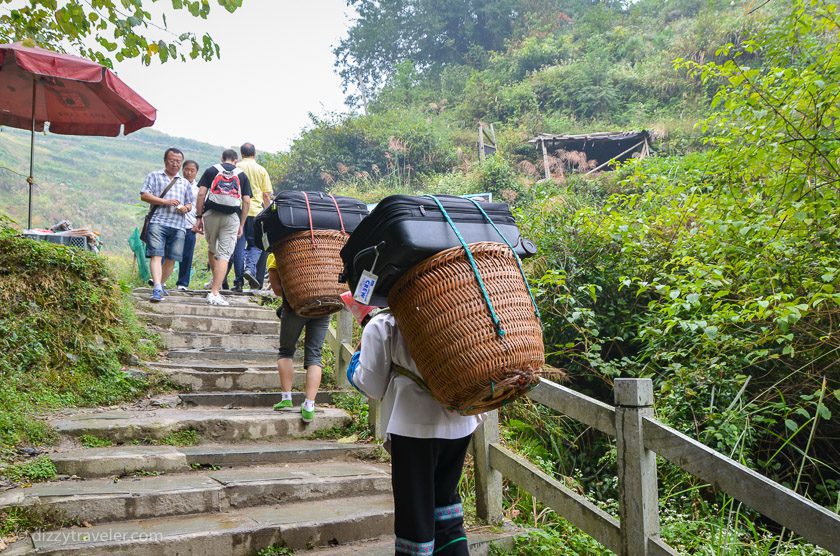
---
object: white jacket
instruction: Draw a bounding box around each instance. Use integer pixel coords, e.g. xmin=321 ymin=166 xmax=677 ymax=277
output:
xmin=351 ymin=313 xmax=483 ymax=440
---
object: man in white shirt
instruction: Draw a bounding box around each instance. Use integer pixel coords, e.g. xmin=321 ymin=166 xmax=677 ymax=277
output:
xmin=176 ymin=160 xmax=200 ymax=291
xmin=344 ymin=294 xmax=481 ymax=556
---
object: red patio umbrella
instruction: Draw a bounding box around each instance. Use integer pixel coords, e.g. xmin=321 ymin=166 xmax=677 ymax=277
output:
xmin=0 ymin=42 xmax=157 ymax=228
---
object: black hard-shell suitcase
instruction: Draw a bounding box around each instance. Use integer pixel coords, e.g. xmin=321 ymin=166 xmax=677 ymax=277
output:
xmin=340 ymin=194 xmax=537 ymax=306
xmin=255 ymin=191 xmax=369 ymax=251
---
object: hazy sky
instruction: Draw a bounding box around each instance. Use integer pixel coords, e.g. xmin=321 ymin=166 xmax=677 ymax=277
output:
xmin=114 ymin=0 xmax=353 ymax=153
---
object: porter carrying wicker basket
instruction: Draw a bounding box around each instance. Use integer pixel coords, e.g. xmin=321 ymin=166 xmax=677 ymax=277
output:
xmin=388 ymin=241 xmax=544 ymax=415
xmin=271 ymin=191 xmax=352 ymax=317
xmin=273 ymin=229 xmax=349 ymax=317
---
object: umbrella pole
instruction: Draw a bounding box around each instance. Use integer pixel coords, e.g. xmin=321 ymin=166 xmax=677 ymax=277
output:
xmin=27 ymin=78 xmax=36 ymax=230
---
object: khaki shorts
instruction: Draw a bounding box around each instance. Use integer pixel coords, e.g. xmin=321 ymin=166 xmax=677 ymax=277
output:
xmin=203 ymin=210 xmax=240 ymax=261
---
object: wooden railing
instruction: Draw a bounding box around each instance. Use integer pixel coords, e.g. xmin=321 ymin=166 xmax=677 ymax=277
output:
xmin=326 ymin=310 xmax=840 ymax=556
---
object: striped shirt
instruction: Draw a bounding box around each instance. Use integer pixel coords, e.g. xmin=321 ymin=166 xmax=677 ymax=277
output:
xmin=141 ymin=170 xmax=195 ymax=229
xmin=183 ymin=179 xmax=200 ymax=229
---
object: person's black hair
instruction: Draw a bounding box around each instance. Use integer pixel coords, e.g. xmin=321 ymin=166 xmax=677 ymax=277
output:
xmin=183 ymin=160 xmax=199 ymax=170
xmin=240 ymin=143 xmax=256 ymax=158
xmin=221 ymin=149 xmax=238 ymax=162
xmin=164 ymin=147 xmax=184 ymax=161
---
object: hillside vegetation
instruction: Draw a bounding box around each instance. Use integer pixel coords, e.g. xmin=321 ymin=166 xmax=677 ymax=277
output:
xmin=266 ymin=0 xmax=748 ymax=192
xmin=0 ymin=127 xmax=223 ymax=251
xmin=0 ymin=217 xmax=167 ymax=469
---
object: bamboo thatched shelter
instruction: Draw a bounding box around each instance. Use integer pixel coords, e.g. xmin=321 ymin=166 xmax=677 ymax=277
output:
xmin=528 ymin=130 xmax=651 ymax=179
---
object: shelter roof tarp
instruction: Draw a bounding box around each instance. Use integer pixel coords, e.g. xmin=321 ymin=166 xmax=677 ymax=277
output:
xmin=529 ymin=130 xmax=650 ymax=170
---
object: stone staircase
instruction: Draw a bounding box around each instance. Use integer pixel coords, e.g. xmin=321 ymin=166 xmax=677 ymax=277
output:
xmin=2 ymin=289 xmax=516 ymax=555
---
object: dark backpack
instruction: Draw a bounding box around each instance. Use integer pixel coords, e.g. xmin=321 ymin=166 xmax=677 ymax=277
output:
xmin=207 ymin=164 xmax=243 ymax=208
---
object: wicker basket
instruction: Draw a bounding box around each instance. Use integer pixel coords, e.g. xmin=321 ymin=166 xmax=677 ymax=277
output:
xmin=272 ymin=229 xmax=349 ymax=317
xmin=388 ymin=241 xmax=543 ymax=415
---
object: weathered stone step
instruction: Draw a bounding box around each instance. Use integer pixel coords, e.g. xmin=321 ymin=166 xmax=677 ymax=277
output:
xmin=51 ymin=407 xmax=350 ymax=443
xmin=157 ymin=331 xmax=278 ymax=350
xmin=165 ymin=348 xmax=280 ymax=363
xmin=303 ymin=526 xmax=523 ymax=555
xmin=179 ymin=391 xmax=338 ymax=408
xmin=6 ymin=494 xmax=393 ymax=555
xmin=134 ymin=299 xmax=276 ymax=320
xmin=134 ymin=287 xmax=256 ymax=299
xmin=1 ymin=461 xmax=390 ymax=526
xmin=131 ymin=293 xmax=261 ymax=307
xmin=148 ymin=361 xmax=278 ymax=372
xmin=138 ymin=312 xmax=279 ymax=335
xmin=51 ymin=441 xmax=376 ymax=478
xmin=152 ymin=367 xmax=298 ymax=392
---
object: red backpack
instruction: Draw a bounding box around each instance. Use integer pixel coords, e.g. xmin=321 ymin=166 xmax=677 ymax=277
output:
xmin=207 ymin=164 xmax=243 ymax=208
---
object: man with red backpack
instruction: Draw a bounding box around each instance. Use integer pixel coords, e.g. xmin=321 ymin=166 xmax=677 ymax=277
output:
xmin=194 ymin=149 xmax=252 ymax=306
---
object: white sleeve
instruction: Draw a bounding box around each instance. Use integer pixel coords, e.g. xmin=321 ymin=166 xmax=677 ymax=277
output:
xmin=354 ymin=316 xmax=394 ymax=400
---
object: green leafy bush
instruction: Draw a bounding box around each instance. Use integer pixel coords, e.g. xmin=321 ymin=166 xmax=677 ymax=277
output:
xmin=0 ymin=220 xmax=163 ymax=453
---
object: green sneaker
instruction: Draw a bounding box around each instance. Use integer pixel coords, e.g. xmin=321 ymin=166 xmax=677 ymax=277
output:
xmin=301 ymin=405 xmax=315 ymax=423
xmin=273 ymin=399 xmax=292 ymax=411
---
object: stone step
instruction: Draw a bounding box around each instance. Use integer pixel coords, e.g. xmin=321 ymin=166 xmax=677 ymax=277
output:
xmin=131 ymin=292 xmax=262 ymax=307
xmin=179 ymin=391 xmax=339 ymax=408
xmin=6 ymin=493 xmax=393 ymax=555
xmin=51 ymin=441 xmax=376 ymax=478
xmin=134 ymin=299 xmax=276 ymax=320
xmin=138 ymin=312 xmax=279 ymax=335
xmin=147 ymin=360 xmax=279 ymax=372
xmin=51 ymin=407 xmax=350 ymax=443
xmin=303 ymin=526 xmax=523 ymax=555
xmin=1 ymin=461 xmax=391 ymax=526
xmin=152 ymin=367 xmax=297 ymax=392
xmin=134 ymin=287 xmax=257 ymax=299
xmin=157 ymin=331 xmax=278 ymax=350
xmin=165 ymin=348 xmax=280 ymax=363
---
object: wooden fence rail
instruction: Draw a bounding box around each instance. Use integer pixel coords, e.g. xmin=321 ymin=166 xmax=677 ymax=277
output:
xmin=326 ymin=310 xmax=840 ymax=555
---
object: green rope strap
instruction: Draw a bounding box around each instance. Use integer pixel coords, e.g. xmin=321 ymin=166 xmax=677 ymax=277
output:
xmin=426 ymin=195 xmax=505 ymax=338
xmin=465 ymin=198 xmax=541 ymax=321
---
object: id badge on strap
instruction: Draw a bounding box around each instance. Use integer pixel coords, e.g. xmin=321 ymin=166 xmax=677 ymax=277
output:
xmin=353 ymin=246 xmax=380 ymax=305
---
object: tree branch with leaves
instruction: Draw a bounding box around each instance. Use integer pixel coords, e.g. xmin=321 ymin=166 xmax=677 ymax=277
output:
xmin=0 ymin=0 xmax=243 ymax=67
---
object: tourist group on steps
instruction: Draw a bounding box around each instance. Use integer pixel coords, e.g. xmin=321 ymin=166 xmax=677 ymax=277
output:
xmin=138 ymin=145 xmax=486 ymax=556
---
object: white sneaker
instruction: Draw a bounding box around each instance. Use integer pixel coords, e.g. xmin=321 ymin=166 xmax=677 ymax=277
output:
xmin=207 ymin=293 xmax=230 ymax=306
xmin=177 ymin=285 xmax=188 ymax=292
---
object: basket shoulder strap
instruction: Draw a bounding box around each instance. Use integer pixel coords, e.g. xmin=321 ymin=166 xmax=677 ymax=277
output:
xmin=327 ymin=193 xmax=346 ymax=234
xmin=391 ymin=363 xmax=430 ymax=393
xmin=425 ymin=195 xmax=505 ymax=338
xmin=466 ymin=198 xmax=541 ymax=321
xmin=301 ymin=191 xmax=316 ymax=246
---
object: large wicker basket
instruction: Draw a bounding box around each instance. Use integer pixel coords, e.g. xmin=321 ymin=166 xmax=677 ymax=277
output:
xmin=388 ymin=241 xmax=543 ymax=415
xmin=272 ymin=229 xmax=349 ymax=317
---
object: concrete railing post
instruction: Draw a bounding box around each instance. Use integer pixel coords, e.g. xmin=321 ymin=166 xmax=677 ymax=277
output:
xmin=334 ymin=309 xmax=354 ymax=389
xmin=471 ymin=410 xmax=503 ymax=524
xmin=615 ymin=378 xmax=662 ymax=556
xmin=368 ymin=398 xmax=385 ymax=441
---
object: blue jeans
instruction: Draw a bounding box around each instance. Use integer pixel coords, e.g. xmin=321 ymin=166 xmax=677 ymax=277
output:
xmin=230 ymin=216 xmax=263 ymax=285
xmin=176 ymin=229 xmax=196 ymax=287
xmin=230 ymin=234 xmax=246 ymax=286
xmin=145 ymin=222 xmax=185 ymax=261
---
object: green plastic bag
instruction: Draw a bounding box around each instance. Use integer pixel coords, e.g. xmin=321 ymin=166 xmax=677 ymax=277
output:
xmin=127 ymin=227 xmax=150 ymax=282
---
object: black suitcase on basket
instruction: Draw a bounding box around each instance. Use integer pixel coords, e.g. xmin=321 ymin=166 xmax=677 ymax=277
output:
xmin=340 ymin=194 xmax=537 ymax=307
xmin=255 ymin=191 xmax=369 ymax=251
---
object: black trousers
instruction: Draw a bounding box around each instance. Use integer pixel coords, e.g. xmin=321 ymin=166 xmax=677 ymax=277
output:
xmin=390 ymin=434 xmax=472 ymax=556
